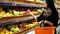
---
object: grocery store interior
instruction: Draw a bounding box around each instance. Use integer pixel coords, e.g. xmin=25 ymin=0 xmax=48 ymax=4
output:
xmin=0 ymin=0 xmax=60 ymax=34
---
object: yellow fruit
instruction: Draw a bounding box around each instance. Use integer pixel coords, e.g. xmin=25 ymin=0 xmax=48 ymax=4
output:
xmin=0 ymin=12 xmax=7 ymax=17
xmin=29 ymin=24 xmax=33 ymax=27
xmin=0 ymin=14 xmax=3 ymax=17
xmin=0 ymin=11 xmax=6 ymax=15
xmin=0 ymin=32 xmax=4 ymax=34
xmin=26 ymin=25 xmax=29 ymax=27
xmin=9 ymin=32 xmax=13 ymax=34
xmin=7 ymin=13 xmax=10 ymax=15
xmin=3 ymin=14 xmax=7 ymax=17
xmin=9 ymin=14 xmax=13 ymax=16
xmin=6 ymin=33 xmax=9 ymax=34
xmin=6 ymin=13 xmax=13 ymax=16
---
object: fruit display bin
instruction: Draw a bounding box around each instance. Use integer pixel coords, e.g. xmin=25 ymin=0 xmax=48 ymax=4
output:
xmin=34 ymin=27 xmax=55 ymax=34
xmin=0 ymin=19 xmax=39 ymax=34
xmin=16 ymin=22 xmax=39 ymax=34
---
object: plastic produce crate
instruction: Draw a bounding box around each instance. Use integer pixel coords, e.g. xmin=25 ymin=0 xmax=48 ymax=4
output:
xmin=33 ymin=27 xmax=55 ymax=34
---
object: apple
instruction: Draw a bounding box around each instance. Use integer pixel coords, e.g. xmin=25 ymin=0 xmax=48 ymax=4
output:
xmin=7 ymin=25 xmax=20 ymax=33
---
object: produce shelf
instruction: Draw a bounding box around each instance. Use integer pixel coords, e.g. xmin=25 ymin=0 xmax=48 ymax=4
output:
xmin=16 ymin=22 xmax=39 ymax=34
xmin=0 ymin=2 xmax=46 ymax=8
xmin=0 ymin=15 xmax=40 ymax=26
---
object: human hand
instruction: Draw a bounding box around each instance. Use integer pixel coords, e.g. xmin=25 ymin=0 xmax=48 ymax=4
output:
xmin=44 ymin=20 xmax=53 ymax=26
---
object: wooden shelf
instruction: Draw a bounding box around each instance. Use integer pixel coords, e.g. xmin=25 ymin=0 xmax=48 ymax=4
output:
xmin=0 ymin=15 xmax=40 ymax=26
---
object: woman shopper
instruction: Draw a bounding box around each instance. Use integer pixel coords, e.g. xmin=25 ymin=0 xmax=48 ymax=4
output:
xmin=37 ymin=0 xmax=59 ymax=27
xmin=37 ymin=0 xmax=59 ymax=34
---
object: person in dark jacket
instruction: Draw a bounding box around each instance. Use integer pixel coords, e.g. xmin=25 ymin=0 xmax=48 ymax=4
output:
xmin=37 ymin=0 xmax=59 ymax=34
xmin=37 ymin=0 xmax=59 ymax=27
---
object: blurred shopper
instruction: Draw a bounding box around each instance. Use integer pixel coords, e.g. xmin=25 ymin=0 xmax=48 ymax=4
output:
xmin=37 ymin=0 xmax=59 ymax=27
xmin=37 ymin=0 xmax=59 ymax=34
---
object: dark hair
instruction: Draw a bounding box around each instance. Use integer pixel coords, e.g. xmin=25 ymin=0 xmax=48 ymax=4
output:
xmin=46 ymin=0 xmax=57 ymax=12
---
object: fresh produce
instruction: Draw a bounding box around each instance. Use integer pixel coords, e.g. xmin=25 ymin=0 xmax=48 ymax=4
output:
xmin=12 ymin=10 xmax=20 ymax=16
xmin=19 ymin=12 xmax=24 ymax=16
xmin=9 ymin=9 xmax=24 ymax=16
xmin=36 ymin=0 xmax=41 ymax=3
xmin=37 ymin=9 xmax=43 ymax=13
xmin=32 ymin=11 xmax=39 ymax=15
xmin=7 ymin=25 xmax=20 ymax=33
xmin=24 ymin=9 xmax=31 ymax=15
xmin=0 ymin=12 xmax=13 ymax=17
xmin=24 ymin=22 xmax=36 ymax=27
xmin=19 ymin=21 xmax=37 ymax=28
xmin=6 ymin=13 xmax=13 ymax=16
xmin=0 ymin=7 xmax=43 ymax=17
xmin=9 ymin=9 xmax=23 ymax=15
xmin=26 ymin=0 xmax=34 ymax=2
xmin=0 ymin=27 xmax=4 ymax=32
xmin=19 ymin=24 xmax=27 ymax=30
xmin=0 ymin=20 xmax=37 ymax=34
xmin=0 ymin=27 xmax=13 ymax=34
xmin=0 ymin=9 xmax=13 ymax=17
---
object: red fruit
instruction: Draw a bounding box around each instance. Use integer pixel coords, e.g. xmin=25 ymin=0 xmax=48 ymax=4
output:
xmin=19 ymin=24 xmax=26 ymax=29
xmin=25 ymin=9 xmax=31 ymax=14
